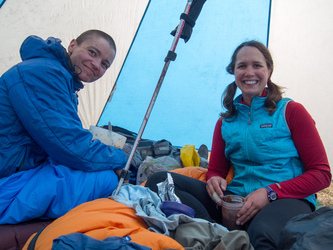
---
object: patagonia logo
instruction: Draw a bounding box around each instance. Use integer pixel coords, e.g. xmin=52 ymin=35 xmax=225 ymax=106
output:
xmin=260 ymin=123 xmax=273 ymax=128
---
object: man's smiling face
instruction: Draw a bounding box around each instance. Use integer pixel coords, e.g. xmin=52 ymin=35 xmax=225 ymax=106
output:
xmin=68 ymin=36 xmax=115 ymax=83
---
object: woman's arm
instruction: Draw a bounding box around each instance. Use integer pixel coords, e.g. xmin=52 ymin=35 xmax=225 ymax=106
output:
xmin=270 ymin=101 xmax=331 ymax=198
xmin=206 ymin=118 xmax=230 ymax=180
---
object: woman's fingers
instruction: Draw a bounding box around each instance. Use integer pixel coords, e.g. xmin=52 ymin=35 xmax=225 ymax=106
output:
xmin=207 ymin=177 xmax=227 ymax=205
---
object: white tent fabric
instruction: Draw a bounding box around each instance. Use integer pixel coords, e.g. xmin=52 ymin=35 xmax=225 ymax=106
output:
xmin=0 ymin=0 xmax=332 ymax=170
xmin=0 ymin=0 xmax=149 ymax=128
xmin=268 ymin=0 xmax=333 ymax=172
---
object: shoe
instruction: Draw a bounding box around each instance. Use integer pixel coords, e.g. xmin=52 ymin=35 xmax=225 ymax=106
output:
xmin=198 ymin=144 xmax=208 ymax=160
xmin=199 ymin=158 xmax=209 ymax=168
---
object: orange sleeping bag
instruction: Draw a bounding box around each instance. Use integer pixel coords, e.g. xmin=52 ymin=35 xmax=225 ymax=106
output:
xmin=24 ymin=166 xmax=234 ymax=249
xmin=23 ymin=198 xmax=184 ymax=249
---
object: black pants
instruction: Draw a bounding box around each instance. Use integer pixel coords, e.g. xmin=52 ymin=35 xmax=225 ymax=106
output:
xmin=145 ymin=171 xmax=313 ymax=250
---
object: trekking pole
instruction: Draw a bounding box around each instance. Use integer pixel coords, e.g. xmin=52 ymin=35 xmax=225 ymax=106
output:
xmin=113 ymin=0 xmax=200 ymax=196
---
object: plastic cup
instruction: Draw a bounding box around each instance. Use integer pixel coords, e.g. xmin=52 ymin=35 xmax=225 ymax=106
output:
xmin=221 ymin=195 xmax=246 ymax=231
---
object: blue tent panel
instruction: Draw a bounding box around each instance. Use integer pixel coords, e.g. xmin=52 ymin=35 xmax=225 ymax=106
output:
xmin=99 ymin=0 xmax=271 ymax=149
xmin=0 ymin=0 xmax=7 ymax=8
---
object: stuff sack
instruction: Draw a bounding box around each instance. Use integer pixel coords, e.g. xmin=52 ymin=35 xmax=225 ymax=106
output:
xmin=136 ymin=156 xmax=181 ymax=185
xmin=180 ymin=144 xmax=201 ymax=167
xmin=278 ymin=206 xmax=333 ymax=250
xmin=52 ymin=234 xmax=150 ymax=250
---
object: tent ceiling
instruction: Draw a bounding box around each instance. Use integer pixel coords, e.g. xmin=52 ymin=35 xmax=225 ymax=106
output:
xmin=1 ymin=0 xmax=332 ymax=169
xmin=99 ymin=0 xmax=271 ymax=149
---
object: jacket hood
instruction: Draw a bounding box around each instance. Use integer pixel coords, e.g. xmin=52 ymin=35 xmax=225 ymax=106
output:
xmin=19 ymin=35 xmax=84 ymax=91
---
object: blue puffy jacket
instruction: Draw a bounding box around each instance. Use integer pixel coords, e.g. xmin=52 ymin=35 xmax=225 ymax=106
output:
xmin=0 ymin=35 xmax=127 ymax=178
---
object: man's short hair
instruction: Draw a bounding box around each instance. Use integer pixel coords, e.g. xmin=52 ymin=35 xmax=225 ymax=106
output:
xmin=76 ymin=30 xmax=116 ymax=53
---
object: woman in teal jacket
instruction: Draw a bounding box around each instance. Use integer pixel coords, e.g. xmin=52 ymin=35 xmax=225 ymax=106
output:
xmin=145 ymin=40 xmax=331 ymax=249
xmin=0 ymin=30 xmax=127 ymax=224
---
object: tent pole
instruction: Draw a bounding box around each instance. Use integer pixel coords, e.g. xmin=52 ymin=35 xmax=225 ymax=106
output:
xmin=113 ymin=0 xmax=194 ymax=196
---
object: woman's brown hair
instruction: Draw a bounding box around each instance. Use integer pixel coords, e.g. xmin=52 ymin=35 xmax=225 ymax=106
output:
xmin=221 ymin=40 xmax=283 ymax=120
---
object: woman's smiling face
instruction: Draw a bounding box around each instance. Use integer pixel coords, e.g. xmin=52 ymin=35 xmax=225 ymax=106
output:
xmin=234 ymin=46 xmax=272 ymax=106
xmin=68 ymin=36 xmax=115 ymax=83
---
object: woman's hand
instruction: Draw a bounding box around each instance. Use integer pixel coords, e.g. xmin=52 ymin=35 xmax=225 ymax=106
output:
xmin=236 ymin=188 xmax=270 ymax=226
xmin=206 ymin=176 xmax=228 ymax=206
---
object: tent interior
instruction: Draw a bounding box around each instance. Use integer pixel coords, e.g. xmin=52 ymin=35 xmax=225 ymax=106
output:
xmin=0 ymin=0 xmax=333 ymax=248
xmin=1 ymin=0 xmax=332 ymax=166
xmin=98 ymin=0 xmax=271 ymax=150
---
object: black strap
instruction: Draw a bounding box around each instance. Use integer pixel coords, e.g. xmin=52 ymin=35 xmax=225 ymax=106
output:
xmin=180 ymin=13 xmax=195 ymax=28
xmin=119 ymin=169 xmax=132 ymax=181
xmin=27 ymin=226 xmax=46 ymax=250
xmin=164 ymin=50 xmax=177 ymax=62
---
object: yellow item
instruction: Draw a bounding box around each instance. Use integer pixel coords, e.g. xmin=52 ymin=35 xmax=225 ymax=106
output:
xmin=180 ymin=144 xmax=201 ymax=167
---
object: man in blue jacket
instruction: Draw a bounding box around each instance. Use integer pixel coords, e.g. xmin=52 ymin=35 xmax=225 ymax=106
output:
xmin=0 ymin=30 xmax=127 ymax=224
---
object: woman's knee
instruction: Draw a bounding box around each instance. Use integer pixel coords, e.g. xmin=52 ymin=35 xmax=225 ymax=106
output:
xmin=246 ymin=199 xmax=312 ymax=249
xmin=145 ymin=171 xmax=169 ymax=191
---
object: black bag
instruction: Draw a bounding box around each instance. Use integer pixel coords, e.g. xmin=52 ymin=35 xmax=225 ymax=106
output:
xmin=139 ymin=139 xmax=171 ymax=159
xmin=101 ymin=125 xmax=180 ymax=161
xmin=278 ymin=206 xmax=333 ymax=250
